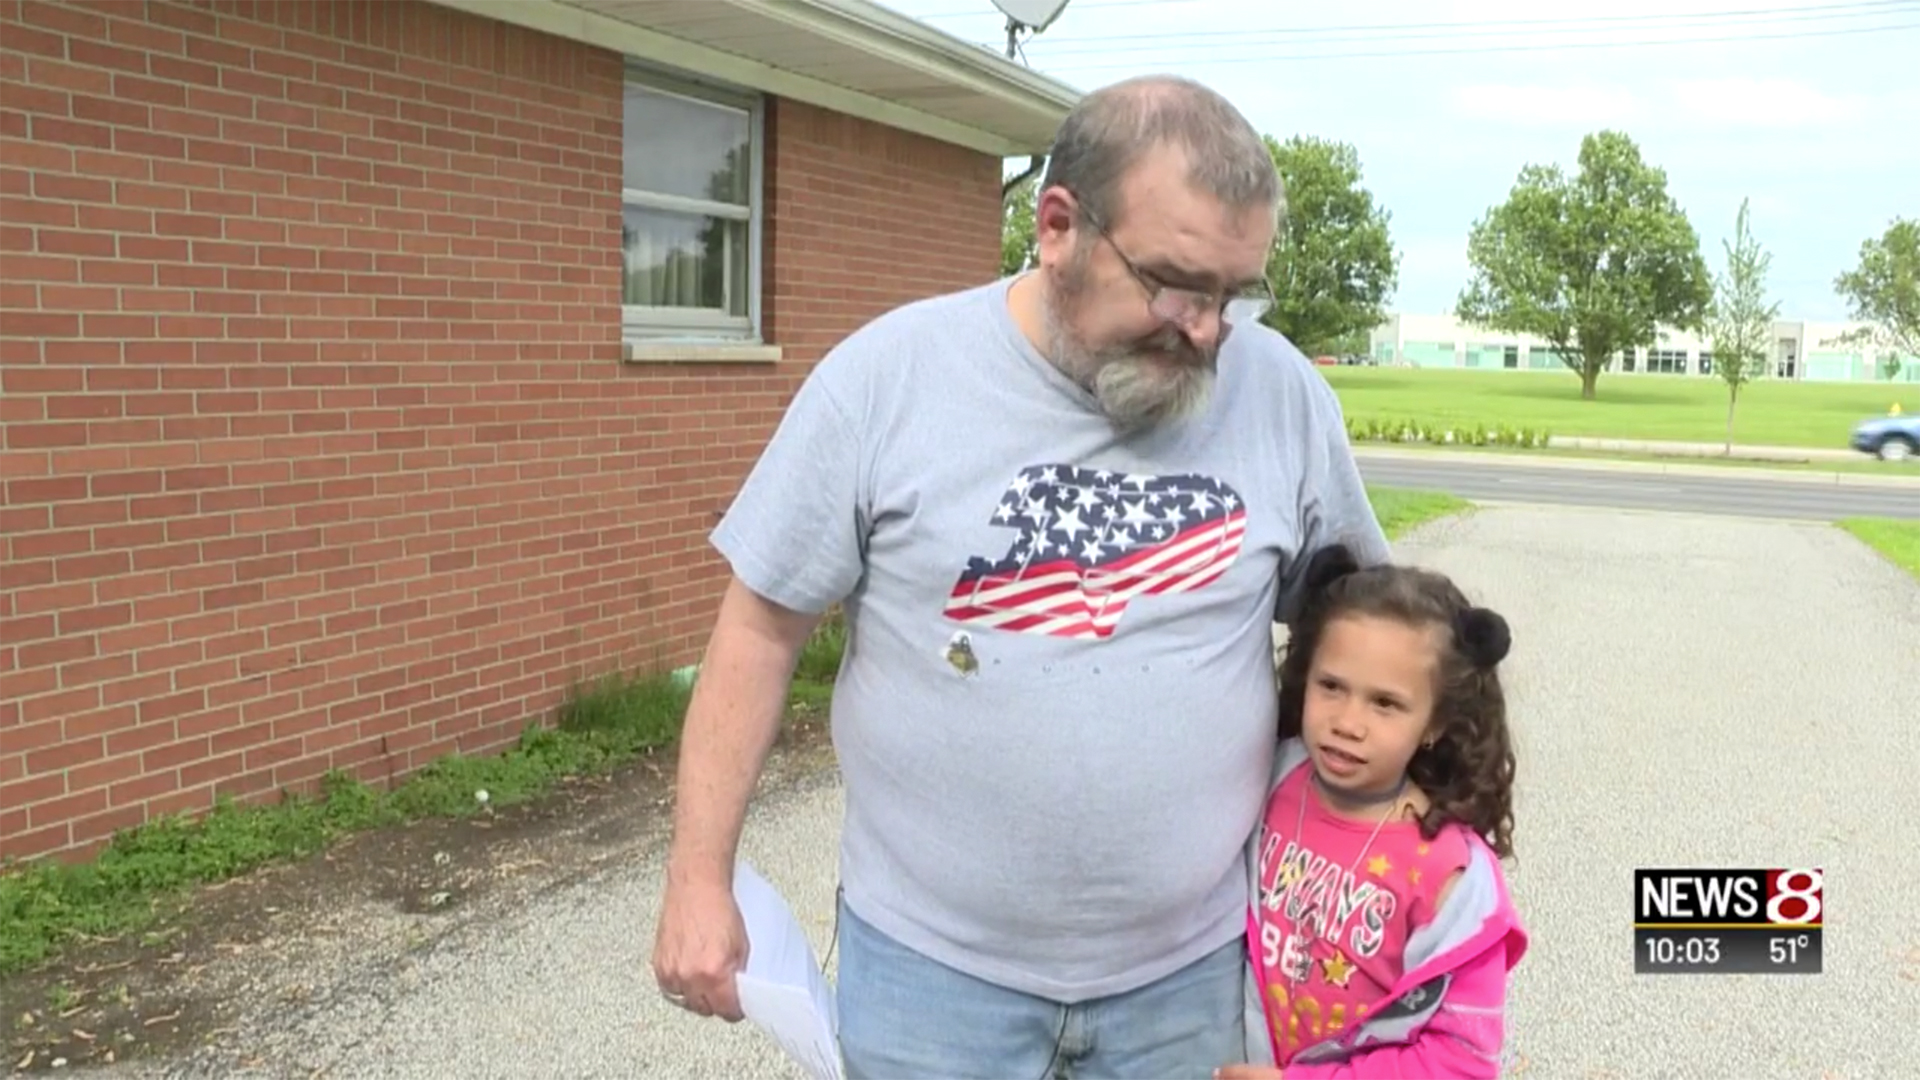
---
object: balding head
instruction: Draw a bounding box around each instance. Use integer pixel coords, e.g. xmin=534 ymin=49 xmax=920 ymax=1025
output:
xmin=1040 ymin=75 xmax=1283 ymax=234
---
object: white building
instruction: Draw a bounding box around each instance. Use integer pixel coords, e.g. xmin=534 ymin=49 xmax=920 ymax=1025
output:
xmin=1369 ymin=313 xmax=1919 ymax=383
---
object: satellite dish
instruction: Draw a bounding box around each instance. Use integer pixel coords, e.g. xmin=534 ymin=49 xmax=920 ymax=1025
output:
xmin=991 ymin=0 xmax=1069 ymax=59
xmin=991 ymin=0 xmax=1070 ymax=32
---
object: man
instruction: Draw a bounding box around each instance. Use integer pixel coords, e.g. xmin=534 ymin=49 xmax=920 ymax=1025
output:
xmin=651 ymin=74 xmax=1390 ymax=1079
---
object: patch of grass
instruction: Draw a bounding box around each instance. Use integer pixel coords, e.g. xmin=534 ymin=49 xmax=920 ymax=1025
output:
xmin=0 ymin=624 xmax=847 ymax=978
xmin=1367 ymin=485 xmax=1473 ymax=539
xmin=794 ymin=609 xmax=846 ymax=685
xmin=1837 ymin=517 xmax=1920 ymax=581
xmin=1320 ymin=367 xmax=1918 ymax=450
xmin=788 ymin=610 xmax=846 ymax=712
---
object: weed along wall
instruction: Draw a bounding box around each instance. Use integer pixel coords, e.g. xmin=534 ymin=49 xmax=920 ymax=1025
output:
xmin=0 ymin=0 xmax=1001 ymax=863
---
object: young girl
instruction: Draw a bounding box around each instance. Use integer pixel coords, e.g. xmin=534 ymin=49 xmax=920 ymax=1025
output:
xmin=1218 ymin=543 xmax=1528 ymax=1080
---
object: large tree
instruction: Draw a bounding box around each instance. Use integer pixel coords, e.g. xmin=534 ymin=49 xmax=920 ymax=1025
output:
xmin=1260 ymin=135 xmax=1399 ymax=356
xmin=1456 ymin=130 xmax=1712 ymax=400
xmin=1705 ymin=198 xmax=1781 ymax=453
xmin=1833 ymin=217 xmax=1919 ymax=382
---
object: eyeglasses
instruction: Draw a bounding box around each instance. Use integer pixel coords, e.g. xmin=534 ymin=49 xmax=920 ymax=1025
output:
xmin=1079 ymin=205 xmax=1276 ymax=328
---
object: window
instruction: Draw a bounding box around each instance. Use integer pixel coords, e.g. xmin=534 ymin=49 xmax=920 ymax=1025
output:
xmin=1502 ymin=345 xmax=1519 ymax=369
xmin=1619 ymin=349 xmax=1636 ymax=373
xmin=1698 ymin=351 xmax=1714 ymax=376
xmin=1646 ymin=348 xmax=1688 ymax=374
xmin=622 ymin=66 xmax=763 ymax=342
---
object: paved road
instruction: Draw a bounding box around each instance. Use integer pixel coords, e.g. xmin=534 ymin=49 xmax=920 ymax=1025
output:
xmin=119 ymin=504 xmax=1920 ymax=1079
xmin=1355 ymin=453 xmax=1920 ymax=521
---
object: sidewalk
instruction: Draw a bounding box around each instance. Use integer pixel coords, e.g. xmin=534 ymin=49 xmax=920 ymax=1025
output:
xmin=1546 ymin=435 xmax=1863 ymax=463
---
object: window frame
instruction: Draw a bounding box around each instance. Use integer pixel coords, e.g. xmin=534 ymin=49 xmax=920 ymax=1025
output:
xmin=620 ymin=62 xmax=767 ymax=344
xmin=1646 ymin=348 xmax=1687 ymax=375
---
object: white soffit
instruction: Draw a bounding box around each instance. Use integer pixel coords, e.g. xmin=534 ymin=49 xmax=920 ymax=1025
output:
xmin=424 ymin=0 xmax=1082 ymax=157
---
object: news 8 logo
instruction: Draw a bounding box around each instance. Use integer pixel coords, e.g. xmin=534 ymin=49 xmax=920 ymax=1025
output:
xmin=1633 ymin=866 xmax=1823 ymax=925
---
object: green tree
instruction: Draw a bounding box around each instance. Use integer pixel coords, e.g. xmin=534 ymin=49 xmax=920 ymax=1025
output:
xmin=1705 ymin=198 xmax=1781 ymax=453
xmin=1833 ymin=217 xmax=1919 ymax=382
xmin=1261 ymin=135 xmax=1399 ymax=355
xmin=1456 ymin=130 xmax=1712 ymax=400
xmin=1002 ymin=176 xmax=1038 ymax=278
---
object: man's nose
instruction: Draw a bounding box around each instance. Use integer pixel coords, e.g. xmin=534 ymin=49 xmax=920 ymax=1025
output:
xmin=1177 ymin=306 xmax=1224 ymax=353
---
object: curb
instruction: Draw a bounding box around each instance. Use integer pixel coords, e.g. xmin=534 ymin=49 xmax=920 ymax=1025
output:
xmin=1547 ymin=436 xmax=1865 ymax=463
xmin=1349 ymin=445 xmax=1920 ymax=489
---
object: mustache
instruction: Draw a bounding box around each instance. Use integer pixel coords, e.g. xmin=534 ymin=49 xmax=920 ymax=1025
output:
xmin=1129 ymin=330 xmax=1210 ymax=366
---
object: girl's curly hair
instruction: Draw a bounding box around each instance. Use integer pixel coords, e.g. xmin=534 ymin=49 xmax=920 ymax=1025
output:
xmin=1277 ymin=544 xmax=1518 ymax=860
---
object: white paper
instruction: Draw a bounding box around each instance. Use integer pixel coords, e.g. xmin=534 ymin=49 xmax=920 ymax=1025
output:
xmin=731 ymin=861 xmax=843 ymax=1080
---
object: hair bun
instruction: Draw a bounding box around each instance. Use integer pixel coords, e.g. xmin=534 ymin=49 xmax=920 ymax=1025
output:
xmin=1300 ymin=542 xmax=1360 ymax=596
xmin=1454 ymin=607 xmax=1511 ymax=668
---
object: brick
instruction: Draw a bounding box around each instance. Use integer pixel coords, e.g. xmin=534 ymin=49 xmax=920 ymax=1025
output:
xmin=0 ymin=823 xmax=72 ymax=863
xmin=0 ymin=771 xmax=67 ymax=810
xmin=70 ymin=803 xmax=149 ymax=846
xmin=0 ymin=0 xmax=997 ymax=861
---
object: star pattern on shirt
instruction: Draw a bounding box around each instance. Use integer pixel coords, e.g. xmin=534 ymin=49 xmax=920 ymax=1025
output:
xmin=1320 ymin=950 xmax=1356 ymax=988
xmin=1366 ymin=854 xmax=1392 ymax=878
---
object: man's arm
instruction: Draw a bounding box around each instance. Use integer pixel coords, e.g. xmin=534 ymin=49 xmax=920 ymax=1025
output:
xmin=664 ymin=578 xmax=822 ymax=890
xmin=1276 ymin=383 xmax=1391 ymax=623
xmin=674 ymin=354 xmax=869 ymax=879
xmin=652 ymin=350 xmax=870 ymax=1019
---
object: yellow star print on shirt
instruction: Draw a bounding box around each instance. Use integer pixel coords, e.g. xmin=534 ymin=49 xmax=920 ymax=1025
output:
xmin=1321 ymin=950 xmax=1357 ymax=988
xmin=1366 ymin=854 xmax=1392 ymax=877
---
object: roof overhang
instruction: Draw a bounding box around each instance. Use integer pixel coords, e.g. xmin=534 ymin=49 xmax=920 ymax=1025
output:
xmin=424 ymin=0 xmax=1081 ymax=158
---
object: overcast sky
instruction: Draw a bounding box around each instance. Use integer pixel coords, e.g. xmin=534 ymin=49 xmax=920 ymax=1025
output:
xmin=879 ymin=0 xmax=1919 ymax=321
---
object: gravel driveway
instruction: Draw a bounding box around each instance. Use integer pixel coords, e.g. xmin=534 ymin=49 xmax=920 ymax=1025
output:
xmin=108 ymin=503 xmax=1920 ymax=1079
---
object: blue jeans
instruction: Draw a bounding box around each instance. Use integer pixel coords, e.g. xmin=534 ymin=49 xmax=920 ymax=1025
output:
xmin=834 ymin=898 xmax=1247 ymax=1080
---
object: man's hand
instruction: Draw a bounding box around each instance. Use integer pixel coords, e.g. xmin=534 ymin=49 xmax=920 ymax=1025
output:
xmin=1213 ymin=1066 xmax=1285 ymax=1079
xmin=652 ymin=873 xmax=751 ymax=1021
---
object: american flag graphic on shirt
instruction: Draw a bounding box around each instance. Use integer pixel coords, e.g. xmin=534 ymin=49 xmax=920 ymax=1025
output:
xmin=943 ymin=464 xmax=1247 ymax=640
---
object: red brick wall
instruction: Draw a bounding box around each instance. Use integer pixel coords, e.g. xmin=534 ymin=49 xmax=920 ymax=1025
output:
xmin=0 ymin=0 xmax=1002 ymax=862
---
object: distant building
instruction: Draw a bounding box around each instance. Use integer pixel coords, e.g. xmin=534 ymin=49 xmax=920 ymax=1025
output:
xmin=1369 ymin=313 xmax=1920 ymax=383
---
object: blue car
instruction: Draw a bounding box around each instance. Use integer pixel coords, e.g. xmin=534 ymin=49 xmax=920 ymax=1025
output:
xmin=1850 ymin=413 xmax=1919 ymax=462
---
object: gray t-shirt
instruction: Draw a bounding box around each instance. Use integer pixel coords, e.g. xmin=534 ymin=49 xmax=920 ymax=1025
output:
xmin=711 ymin=278 xmax=1389 ymax=1003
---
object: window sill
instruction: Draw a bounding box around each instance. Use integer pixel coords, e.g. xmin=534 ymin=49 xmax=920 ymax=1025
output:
xmin=622 ymin=341 xmax=784 ymax=365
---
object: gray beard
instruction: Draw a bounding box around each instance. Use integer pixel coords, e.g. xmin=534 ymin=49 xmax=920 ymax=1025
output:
xmin=1040 ymin=265 xmax=1218 ymax=434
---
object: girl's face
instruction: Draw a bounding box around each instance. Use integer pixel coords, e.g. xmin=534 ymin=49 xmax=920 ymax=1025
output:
xmin=1300 ymin=613 xmax=1441 ymax=805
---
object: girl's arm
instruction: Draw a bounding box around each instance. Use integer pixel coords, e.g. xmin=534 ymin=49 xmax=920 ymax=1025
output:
xmin=1218 ymin=931 xmax=1514 ymax=1080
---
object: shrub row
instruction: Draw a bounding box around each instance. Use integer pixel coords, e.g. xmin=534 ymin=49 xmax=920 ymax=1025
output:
xmin=1346 ymin=417 xmax=1554 ymax=449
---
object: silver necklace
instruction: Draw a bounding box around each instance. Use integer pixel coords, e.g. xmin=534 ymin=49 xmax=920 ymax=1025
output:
xmin=1269 ymin=771 xmax=1404 ymax=977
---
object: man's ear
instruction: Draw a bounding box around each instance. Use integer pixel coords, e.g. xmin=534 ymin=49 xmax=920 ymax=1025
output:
xmin=1032 ymin=185 xmax=1084 ymax=268
xmin=1034 ymin=184 xmax=1077 ymax=238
